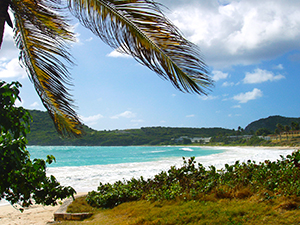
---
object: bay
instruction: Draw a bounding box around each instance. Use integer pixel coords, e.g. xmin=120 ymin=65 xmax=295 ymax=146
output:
xmin=28 ymin=146 xmax=224 ymax=167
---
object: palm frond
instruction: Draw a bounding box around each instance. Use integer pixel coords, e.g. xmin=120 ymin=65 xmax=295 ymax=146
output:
xmin=0 ymin=0 xmax=13 ymax=48
xmin=11 ymin=0 xmax=82 ymax=137
xmin=68 ymin=0 xmax=213 ymax=95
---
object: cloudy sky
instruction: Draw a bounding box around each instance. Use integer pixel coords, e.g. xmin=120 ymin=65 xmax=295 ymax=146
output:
xmin=1 ymin=0 xmax=300 ymax=131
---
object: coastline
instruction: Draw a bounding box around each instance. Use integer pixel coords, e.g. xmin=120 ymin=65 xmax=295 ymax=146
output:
xmin=0 ymin=146 xmax=298 ymax=225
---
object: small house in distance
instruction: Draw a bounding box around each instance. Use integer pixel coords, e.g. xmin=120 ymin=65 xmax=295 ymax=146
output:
xmin=175 ymin=136 xmax=211 ymax=144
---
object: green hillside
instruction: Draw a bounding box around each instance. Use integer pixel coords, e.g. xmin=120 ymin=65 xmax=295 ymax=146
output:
xmin=245 ymin=115 xmax=300 ymax=133
xmin=27 ymin=110 xmax=300 ymax=146
xmin=26 ymin=110 xmax=234 ymax=146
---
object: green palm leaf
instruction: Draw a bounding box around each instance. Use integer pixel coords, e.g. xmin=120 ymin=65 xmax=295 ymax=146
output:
xmin=0 ymin=0 xmax=13 ymax=48
xmin=68 ymin=0 xmax=213 ymax=95
xmin=11 ymin=0 xmax=82 ymax=137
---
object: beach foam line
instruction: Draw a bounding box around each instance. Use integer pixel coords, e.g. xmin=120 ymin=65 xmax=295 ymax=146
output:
xmin=181 ymin=147 xmax=194 ymax=152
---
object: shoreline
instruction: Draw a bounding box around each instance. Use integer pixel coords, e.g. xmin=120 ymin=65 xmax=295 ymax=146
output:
xmin=26 ymin=144 xmax=300 ymax=149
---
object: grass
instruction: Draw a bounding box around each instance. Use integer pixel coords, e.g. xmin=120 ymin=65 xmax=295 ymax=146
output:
xmin=62 ymin=194 xmax=300 ymax=225
xmin=60 ymin=150 xmax=300 ymax=224
xmin=66 ymin=196 xmax=97 ymax=213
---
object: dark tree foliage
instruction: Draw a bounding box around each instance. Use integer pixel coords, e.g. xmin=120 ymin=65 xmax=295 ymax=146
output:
xmin=245 ymin=115 xmax=300 ymax=133
xmin=255 ymin=128 xmax=272 ymax=136
xmin=0 ymin=81 xmax=75 ymax=210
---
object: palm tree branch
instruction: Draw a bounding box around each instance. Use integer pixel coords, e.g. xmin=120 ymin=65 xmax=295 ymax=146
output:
xmin=11 ymin=0 xmax=82 ymax=137
xmin=69 ymin=0 xmax=213 ymax=95
xmin=0 ymin=0 xmax=13 ymax=48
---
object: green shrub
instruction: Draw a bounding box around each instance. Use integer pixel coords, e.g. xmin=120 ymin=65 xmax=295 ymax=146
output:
xmin=87 ymin=150 xmax=300 ymax=209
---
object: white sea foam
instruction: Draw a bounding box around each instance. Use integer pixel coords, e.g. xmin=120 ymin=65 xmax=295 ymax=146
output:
xmin=181 ymin=147 xmax=194 ymax=152
xmin=47 ymin=146 xmax=297 ymax=193
xmin=149 ymin=150 xmax=167 ymax=153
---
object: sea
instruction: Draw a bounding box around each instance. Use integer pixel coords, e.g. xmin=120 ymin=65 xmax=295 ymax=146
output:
xmin=0 ymin=145 xmax=297 ymax=206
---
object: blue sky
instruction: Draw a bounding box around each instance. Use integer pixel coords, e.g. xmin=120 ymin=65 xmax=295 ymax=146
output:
xmin=1 ymin=0 xmax=300 ymax=131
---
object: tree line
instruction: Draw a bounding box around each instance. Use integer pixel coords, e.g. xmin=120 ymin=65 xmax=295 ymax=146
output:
xmin=27 ymin=109 xmax=235 ymax=146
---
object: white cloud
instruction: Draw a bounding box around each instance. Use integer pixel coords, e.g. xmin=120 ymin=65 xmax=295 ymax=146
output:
xmin=274 ymin=64 xmax=284 ymax=70
xmin=14 ymin=99 xmax=23 ymax=107
xmin=107 ymin=49 xmax=131 ymax=58
xmin=243 ymin=68 xmax=285 ymax=84
xmin=72 ymin=23 xmax=83 ymax=45
xmin=0 ymin=58 xmax=27 ymax=79
xmin=159 ymin=0 xmax=300 ymax=68
xmin=200 ymin=95 xmax=218 ymax=101
xmin=0 ymin=25 xmax=19 ymax=60
xmin=232 ymin=105 xmax=241 ymax=108
xmin=111 ymin=110 xmax=136 ymax=119
xmin=131 ymin=119 xmax=144 ymax=123
xmin=85 ymin=37 xmax=93 ymax=42
xmin=222 ymin=81 xmax=235 ymax=87
xmin=30 ymin=102 xmax=39 ymax=107
xmin=212 ymin=70 xmax=229 ymax=81
xmin=80 ymin=114 xmax=104 ymax=125
xmin=233 ymin=88 xmax=263 ymax=103
xmin=186 ymin=114 xmax=195 ymax=118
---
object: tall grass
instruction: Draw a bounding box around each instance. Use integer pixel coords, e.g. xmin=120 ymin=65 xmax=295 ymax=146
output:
xmin=64 ymin=196 xmax=300 ymax=224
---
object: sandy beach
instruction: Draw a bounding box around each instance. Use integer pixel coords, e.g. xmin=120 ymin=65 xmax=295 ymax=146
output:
xmin=0 ymin=192 xmax=89 ymax=225
xmin=0 ymin=203 xmax=60 ymax=225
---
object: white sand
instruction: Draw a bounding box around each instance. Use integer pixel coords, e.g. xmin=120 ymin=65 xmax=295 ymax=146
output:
xmin=0 ymin=204 xmax=60 ymax=225
xmin=0 ymin=193 xmax=88 ymax=225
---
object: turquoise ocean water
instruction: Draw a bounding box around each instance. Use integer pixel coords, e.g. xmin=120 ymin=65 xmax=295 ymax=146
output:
xmin=28 ymin=146 xmax=224 ymax=167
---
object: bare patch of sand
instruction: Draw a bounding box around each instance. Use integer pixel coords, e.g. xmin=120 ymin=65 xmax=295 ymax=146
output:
xmin=0 ymin=193 xmax=87 ymax=225
xmin=0 ymin=203 xmax=60 ymax=225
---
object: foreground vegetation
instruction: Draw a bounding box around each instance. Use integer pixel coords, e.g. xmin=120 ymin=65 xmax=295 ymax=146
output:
xmin=64 ymin=150 xmax=300 ymax=224
xmin=0 ymin=82 xmax=75 ymax=209
xmin=64 ymin=196 xmax=300 ymax=225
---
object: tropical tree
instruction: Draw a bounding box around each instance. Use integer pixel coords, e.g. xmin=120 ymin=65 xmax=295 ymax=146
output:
xmin=0 ymin=81 xmax=75 ymax=209
xmin=236 ymin=126 xmax=242 ymax=135
xmin=0 ymin=0 xmax=212 ymax=137
xmin=255 ymin=128 xmax=271 ymax=137
xmin=276 ymin=123 xmax=284 ymax=140
xmin=291 ymin=121 xmax=299 ymax=138
xmin=295 ymin=122 xmax=300 ymax=131
xmin=284 ymin=125 xmax=290 ymax=140
xmin=274 ymin=128 xmax=280 ymax=141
